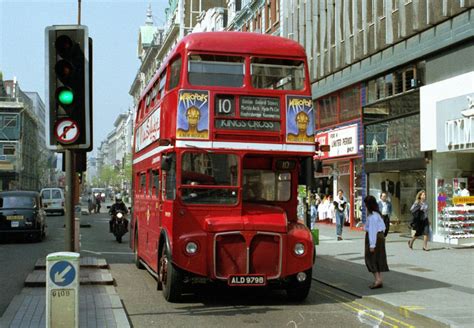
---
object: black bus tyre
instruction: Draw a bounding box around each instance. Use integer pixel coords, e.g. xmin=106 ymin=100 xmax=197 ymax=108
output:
xmin=286 ymin=268 xmax=312 ymax=302
xmin=159 ymin=245 xmax=183 ymax=302
xmin=134 ymin=231 xmax=145 ymax=270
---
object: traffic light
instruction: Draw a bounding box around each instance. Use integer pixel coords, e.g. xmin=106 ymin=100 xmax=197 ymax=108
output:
xmin=46 ymin=25 xmax=91 ymax=150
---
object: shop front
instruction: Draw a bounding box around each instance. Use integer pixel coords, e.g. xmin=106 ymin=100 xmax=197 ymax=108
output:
xmin=363 ymin=89 xmax=427 ymax=232
xmin=314 ymin=123 xmax=364 ymax=228
xmin=421 ymin=72 xmax=474 ymax=245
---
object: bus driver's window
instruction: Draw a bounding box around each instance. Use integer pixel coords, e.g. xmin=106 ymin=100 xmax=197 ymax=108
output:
xmin=243 ymin=182 xmax=264 ymax=201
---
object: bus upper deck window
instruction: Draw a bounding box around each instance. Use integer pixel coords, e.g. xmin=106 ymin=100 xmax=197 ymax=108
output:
xmin=169 ymin=56 xmax=182 ymax=90
xmin=158 ymin=72 xmax=166 ymax=99
xmin=188 ymin=54 xmax=244 ymax=87
xmin=251 ymin=58 xmax=305 ymax=90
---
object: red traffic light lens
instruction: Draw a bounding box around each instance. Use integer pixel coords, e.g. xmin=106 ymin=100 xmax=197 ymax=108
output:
xmin=55 ymin=35 xmax=73 ymax=58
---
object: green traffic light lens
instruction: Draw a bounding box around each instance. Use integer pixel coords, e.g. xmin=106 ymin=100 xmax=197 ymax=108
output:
xmin=58 ymin=88 xmax=74 ymax=105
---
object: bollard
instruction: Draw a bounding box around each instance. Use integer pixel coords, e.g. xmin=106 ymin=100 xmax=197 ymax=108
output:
xmin=311 ymin=228 xmax=319 ymax=245
xmin=46 ymin=252 xmax=80 ymax=328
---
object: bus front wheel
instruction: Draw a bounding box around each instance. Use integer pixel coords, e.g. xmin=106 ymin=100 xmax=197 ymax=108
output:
xmin=159 ymin=245 xmax=183 ymax=302
xmin=286 ymin=268 xmax=312 ymax=302
xmin=134 ymin=230 xmax=145 ymax=270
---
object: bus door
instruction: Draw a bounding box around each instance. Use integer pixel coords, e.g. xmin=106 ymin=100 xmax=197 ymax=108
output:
xmin=149 ymin=168 xmax=161 ymax=266
xmin=160 ymin=153 xmax=176 ymax=242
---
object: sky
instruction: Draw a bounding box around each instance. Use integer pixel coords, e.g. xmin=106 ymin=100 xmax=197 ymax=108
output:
xmin=0 ymin=0 xmax=167 ymax=155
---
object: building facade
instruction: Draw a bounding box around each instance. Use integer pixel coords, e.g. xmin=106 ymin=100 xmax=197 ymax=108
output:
xmin=95 ymin=110 xmax=134 ymax=193
xmin=280 ymin=1 xmax=473 ymax=235
xmin=24 ymin=91 xmax=57 ymax=188
xmin=129 ymin=1 xmax=227 ymax=110
xmin=0 ymin=76 xmax=45 ymax=191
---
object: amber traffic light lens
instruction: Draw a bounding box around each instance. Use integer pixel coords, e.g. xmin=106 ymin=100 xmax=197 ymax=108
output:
xmin=55 ymin=60 xmax=74 ymax=83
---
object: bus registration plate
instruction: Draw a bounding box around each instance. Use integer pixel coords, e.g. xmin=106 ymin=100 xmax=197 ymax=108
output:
xmin=228 ymin=275 xmax=266 ymax=286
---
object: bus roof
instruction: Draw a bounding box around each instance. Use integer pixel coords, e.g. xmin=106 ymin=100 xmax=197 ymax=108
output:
xmin=141 ymin=32 xmax=308 ymax=99
xmin=176 ymin=32 xmax=307 ymax=58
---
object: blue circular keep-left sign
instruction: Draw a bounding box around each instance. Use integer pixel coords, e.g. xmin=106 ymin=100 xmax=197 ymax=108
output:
xmin=50 ymin=261 xmax=76 ymax=287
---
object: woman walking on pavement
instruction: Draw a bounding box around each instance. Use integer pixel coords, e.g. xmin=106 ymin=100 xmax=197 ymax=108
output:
xmin=334 ymin=190 xmax=348 ymax=241
xmin=408 ymin=190 xmax=430 ymax=251
xmin=364 ymin=195 xmax=389 ymax=289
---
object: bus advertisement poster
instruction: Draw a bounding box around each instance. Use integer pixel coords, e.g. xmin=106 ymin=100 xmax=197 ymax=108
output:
xmin=286 ymin=95 xmax=314 ymax=143
xmin=177 ymin=90 xmax=209 ymax=139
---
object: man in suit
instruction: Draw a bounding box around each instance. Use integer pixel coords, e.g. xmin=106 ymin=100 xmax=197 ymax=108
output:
xmin=377 ymin=192 xmax=392 ymax=237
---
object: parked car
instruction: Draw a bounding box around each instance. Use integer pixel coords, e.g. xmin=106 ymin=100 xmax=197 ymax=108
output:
xmin=40 ymin=187 xmax=65 ymax=215
xmin=0 ymin=191 xmax=46 ymax=242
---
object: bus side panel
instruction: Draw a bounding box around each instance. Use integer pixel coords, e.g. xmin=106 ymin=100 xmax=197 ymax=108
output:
xmin=159 ymin=89 xmax=178 ymax=142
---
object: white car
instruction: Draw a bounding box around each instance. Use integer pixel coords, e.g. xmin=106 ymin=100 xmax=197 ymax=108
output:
xmin=40 ymin=188 xmax=65 ymax=215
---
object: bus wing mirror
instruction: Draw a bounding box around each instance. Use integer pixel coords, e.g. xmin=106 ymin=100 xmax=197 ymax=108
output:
xmin=161 ymin=155 xmax=172 ymax=171
xmin=314 ymin=159 xmax=323 ymax=173
xmin=299 ymin=157 xmax=316 ymax=189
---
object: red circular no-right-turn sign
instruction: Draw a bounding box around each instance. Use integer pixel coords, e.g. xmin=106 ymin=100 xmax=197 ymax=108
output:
xmin=54 ymin=119 xmax=80 ymax=144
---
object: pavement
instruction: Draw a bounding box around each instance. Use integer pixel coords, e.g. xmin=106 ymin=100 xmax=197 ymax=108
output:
xmin=312 ymin=222 xmax=474 ymax=328
xmin=0 ymin=257 xmax=130 ymax=328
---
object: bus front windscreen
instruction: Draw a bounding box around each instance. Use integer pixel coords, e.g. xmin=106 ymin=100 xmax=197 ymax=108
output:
xmin=251 ymin=58 xmax=305 ymax=91
xmin=181 ymin=152 xmax=239 ymax=204
xmin=188 ymin=54 xmax=245 ymax=87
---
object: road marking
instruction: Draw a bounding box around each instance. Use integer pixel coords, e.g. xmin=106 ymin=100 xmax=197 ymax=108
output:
xmin=399 ymin=306 xmax=425 ymax=319
xmin=320 ymin=287 xmax=417 ymax=327
xmin=313 ymin=286 xmax=416 ymax=328
xmin=82 ymin=249 xmax=133 ymax=255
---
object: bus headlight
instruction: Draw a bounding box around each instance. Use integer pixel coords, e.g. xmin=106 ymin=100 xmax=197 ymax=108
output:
xmin=185 ymin=242 xmax=198 ymax=254
xmin=294 ymin=242 xmax=305 ymax=256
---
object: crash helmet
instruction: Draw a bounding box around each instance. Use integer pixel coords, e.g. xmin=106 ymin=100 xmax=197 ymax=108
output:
xmin=115 ymin=193 xmax=122 ymax=202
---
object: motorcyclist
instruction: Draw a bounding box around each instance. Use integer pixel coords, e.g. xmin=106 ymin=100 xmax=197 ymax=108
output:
xmin=109 ymin=194 xmax=128 ymax=233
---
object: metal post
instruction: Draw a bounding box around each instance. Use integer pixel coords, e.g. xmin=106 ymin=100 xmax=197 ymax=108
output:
xmin=306 ymin=187 xmax=311 ymax=228
xmin=65 ymin=150 xmax=75 ymax=251
xmin=78 ymin=0 xmax=81 ymax=25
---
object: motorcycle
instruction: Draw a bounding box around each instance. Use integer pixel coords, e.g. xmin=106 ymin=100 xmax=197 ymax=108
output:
xmin=110 ymin=210 xmax=128 ymax=243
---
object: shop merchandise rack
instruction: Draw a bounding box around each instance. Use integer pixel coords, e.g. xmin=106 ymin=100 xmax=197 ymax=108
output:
xmin=438 ymin=205 xmax=474 ymax=242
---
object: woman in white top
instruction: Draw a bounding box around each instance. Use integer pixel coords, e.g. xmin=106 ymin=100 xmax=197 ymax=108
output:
xmin=364 ymin=195 xmax=389 ymax=289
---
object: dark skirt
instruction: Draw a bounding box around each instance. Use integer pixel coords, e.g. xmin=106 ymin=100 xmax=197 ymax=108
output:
xmin=413 ymin=219 xmax=429 ymax=237
xmin=365 ymin=232 xmax=389 ymax=273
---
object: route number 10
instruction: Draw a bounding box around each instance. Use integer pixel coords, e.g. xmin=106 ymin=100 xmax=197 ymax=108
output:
xmin=215 ymin=95 xmax=235 ymax=116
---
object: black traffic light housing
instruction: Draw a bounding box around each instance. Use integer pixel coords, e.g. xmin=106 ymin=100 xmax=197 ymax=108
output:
xmin=46 ymin=25 xmax=91 ymax=150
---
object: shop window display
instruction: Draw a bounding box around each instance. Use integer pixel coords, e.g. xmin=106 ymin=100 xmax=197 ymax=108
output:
xmin=353 ymin=159 xmax=363 ymax=227
xmin=369 ymin=170 xmax=426 ymax=228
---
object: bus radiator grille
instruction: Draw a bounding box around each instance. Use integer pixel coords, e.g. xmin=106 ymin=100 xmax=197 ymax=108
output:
xmin=215 ymin=233 xmax=280 ymax=279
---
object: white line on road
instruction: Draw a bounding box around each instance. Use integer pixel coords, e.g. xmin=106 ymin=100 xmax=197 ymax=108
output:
xmin=82 ymin=249 xmax=133 ymax=255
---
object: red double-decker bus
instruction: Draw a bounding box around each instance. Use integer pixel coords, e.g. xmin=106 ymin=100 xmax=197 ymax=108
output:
xmin=131 ymin=32 xmax=315 ymax=302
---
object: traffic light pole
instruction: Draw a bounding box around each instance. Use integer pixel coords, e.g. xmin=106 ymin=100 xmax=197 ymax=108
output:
xmin=65 ymin=150 xmax=75 ymax=251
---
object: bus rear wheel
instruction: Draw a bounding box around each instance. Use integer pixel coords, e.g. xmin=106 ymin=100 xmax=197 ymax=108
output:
xmin=159 ymin=245 xmax=183 ymax=302
xmin=286 ymin=268 xmax=312 ymax=302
